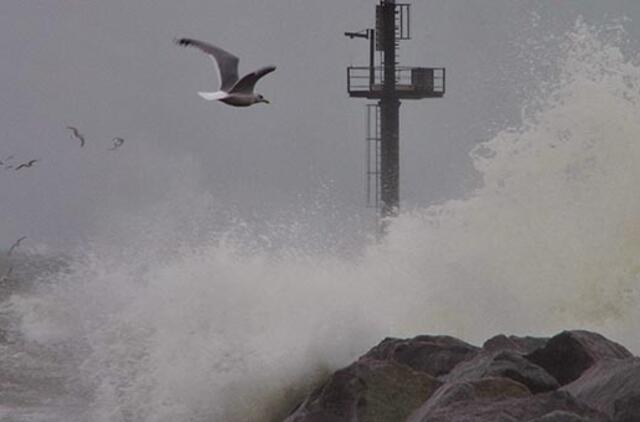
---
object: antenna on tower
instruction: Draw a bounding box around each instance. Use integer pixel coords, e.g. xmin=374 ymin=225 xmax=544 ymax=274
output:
xmin=346 ymin=0 xmax=445 ymax=234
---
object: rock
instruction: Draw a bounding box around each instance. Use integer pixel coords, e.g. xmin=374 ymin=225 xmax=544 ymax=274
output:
xmin=406 ymin=377 xmax=531 ymax=421
xmin=528 ymin=410 xmax=592 ymax=421
xmin=407 ymin=391 xmax=609 ymax=422
xmin=284 ymin=358 xmax=442 ymax=422
xmin=483 ymin=334 xmax=549 ymax=354
xmin=526 ymin=330 xmax=632 ymax=385
xmin=614 ymin=393 xmax=640 ymax=422
xmin=444 ymin=350 xmax=560 ymax=393
xmin=562 ymin=358 xmax=640 ymax=419
xmin=363 ymin=335 xmax=480 ymax=377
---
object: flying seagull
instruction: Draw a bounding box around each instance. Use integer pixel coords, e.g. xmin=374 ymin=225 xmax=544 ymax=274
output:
xmin=175 ymin=38 xmax=276 ymax=107
xmin=67 ymin=126 xmax=86 ymax=147
xmin=7 ymin=236 xmax=26 ymax=256
xmin=15 ymin=160 xmax=38 ymax=171
xmin=109 ymin=137 xmax=125 ymax=151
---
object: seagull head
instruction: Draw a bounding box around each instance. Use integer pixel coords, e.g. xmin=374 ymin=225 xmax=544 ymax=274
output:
xmin=255 ymin=94 xmax=270 ymax=104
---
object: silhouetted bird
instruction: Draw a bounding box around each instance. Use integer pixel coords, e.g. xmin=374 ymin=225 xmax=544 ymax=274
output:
xmin=66 ymin=126 xmax=86 ymax=147
xmin=15 ymin=160 xmax=38 ymax=171
xmin=7 ymin=236 xmax=26 ymax=256
xmin=109 ymin=137 xmax=125 ymax=151
xmin=175 ymin=38 xmax=276 ymax=107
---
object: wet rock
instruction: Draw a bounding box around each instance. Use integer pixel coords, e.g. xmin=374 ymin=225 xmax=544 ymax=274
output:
xmin=363 ymin=335 xmax=480 ymax=377
xmin=406 ymin=377 xmax=531 ymax=421
xmin=483 ymin=334 xmax=549 ymax=354
xmin=444 ymin=350 xmax=560 ymax=393
xmin=614 ymin=393 xmax=640 ymax=422
xmin=284 ymin=358 xmax=442 ymax=422
xmin=528 ymin=410 xmax=593 ymax=421
xmin=562 ymin=358 xmax=640 ymax=419
xmin=407 ymin=391 xmax=609 ymax=422
xmin=526 ymin=331 xmax=632 ymax=385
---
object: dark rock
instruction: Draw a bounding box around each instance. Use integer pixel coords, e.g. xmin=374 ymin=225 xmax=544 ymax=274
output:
xmin=526 ymin=330 xmax=632 ymax=385
xmin=407 ymin=377 xmax=531 ymax=421
xmin=528 ymin=410 xmax=592 ymax=421
xmin=614 ymin=393 xmax=640 ymax=422
xmin=407 ymin=391 xmax=609 ymax=422
xmin=483 ymin=334 xmax=549 ymax=354
xmin=363 ymin=335 xmax=480 ymax=377
xmin=444 ymin=350 xmax=560 ymax=393
xmin=562 ymin=358 xmax=640 ymax=419
xmin=284 ymin=358 xmax=442 ymax=422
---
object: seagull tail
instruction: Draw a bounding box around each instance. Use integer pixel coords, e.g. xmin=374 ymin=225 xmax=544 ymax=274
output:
xmin=198 ymin=91 xmax=228 ymax=101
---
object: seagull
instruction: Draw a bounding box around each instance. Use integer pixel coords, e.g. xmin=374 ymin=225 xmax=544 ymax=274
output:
xmin=15 ymin=160 xmax=38 ymax=171
xmin=66 ymin=126 xmax=86 ymax=147
xmin=175 ymin=38 xmax=276 ymax=107
xmin=7 ymin=236 xmax=26 ymax=256
xmin=109 ymin=137 xmax=125 ymax=151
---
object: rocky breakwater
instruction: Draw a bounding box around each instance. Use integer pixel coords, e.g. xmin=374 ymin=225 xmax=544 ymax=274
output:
xmin=283 ymin=331 xmax=640 ymax=422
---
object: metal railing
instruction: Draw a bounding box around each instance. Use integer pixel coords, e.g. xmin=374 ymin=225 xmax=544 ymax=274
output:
xmin=347 ymin=66 xmax=445 ymax=95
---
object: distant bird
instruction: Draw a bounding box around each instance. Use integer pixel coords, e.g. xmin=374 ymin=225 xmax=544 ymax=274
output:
xmin=175 ymin=38 xmax=276 ymax=107
xmin=66 ymin=126 xmax=86 ymax=147
xmin=109 ymin=137 xmax=125 ymax=151
xmin=15 ymin=160 xmax=38 ymax=171
xmin=7 ymin=236 xmax=26 ymax=256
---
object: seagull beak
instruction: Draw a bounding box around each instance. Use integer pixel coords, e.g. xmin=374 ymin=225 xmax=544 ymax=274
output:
xmin=262 ymin=98 xmax=271 ymax=104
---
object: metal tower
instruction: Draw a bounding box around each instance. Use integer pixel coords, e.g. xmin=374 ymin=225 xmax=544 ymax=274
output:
xmin=346 ymin=0 xmax=445 ymax=227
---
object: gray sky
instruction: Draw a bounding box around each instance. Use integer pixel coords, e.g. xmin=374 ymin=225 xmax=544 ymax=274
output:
xmin=1 ymin=0 xmax=639 ymax=249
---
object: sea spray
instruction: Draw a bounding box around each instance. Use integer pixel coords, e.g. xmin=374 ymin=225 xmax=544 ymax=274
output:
xmin=6 ymin=20 xmax=640 ymax=422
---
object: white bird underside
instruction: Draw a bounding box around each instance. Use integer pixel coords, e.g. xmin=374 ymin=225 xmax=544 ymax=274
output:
xmin=176 ymin=38 xmax=276 ymax=107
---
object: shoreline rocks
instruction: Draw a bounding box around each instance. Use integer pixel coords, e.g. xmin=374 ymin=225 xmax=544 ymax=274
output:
xmin=283 ymin=330 xmax=637 ymax=422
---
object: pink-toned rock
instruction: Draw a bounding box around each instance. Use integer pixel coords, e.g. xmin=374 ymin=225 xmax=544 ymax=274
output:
xmin=562 ymin=358 xmax=640 ymax=420
xmin=363 ymin=335 xmax=479 ymax=377
xmin=284 ymin=358 xmax=442 ymax=422
xmin=444 ymin=350 xmax=560 ymax=393
xmin=407 ymin=391 xmax=609 ymax=422
xmin=483 ymin=334 xmax=549 ymax=354
xmin=406 ymin=377 xmax=531 ymax=421
xmin=526 ymin=331 xmax=632 ymax=385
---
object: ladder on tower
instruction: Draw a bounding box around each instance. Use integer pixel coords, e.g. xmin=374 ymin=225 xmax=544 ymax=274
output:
xmin=366 ymin=103 xmax=381 ymax=209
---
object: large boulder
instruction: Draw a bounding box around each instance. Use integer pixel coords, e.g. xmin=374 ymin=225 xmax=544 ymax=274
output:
xmin=407 ymin=390 xmax=609 ymax=422
xmin=526 ymin=331 xmax=632 ymax=385
xmin=483 ymin=334 xmax=549 ymax=354
xmin=528 ymin=410 xmax=596 ymax=421
xmin=284 ymin=358 xmax=442 ymax=422
xmin=444 ymin=350 xmax=560 ymax=393
xmin=363 ymin=335 xmax=480 ymax=377
xmin=562 ymin=358 xmax=640 ymax=420
xmin=407 ymin=377 xmax=531 ymax=421
xmin=614 ymin=393 xmax=640 ymax=422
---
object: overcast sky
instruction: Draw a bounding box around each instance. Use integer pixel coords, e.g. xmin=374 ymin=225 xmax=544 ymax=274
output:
xmin=1 ymin=0 xmax=639 ymax=249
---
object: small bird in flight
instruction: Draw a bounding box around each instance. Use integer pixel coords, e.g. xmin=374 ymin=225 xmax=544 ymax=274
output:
xmin=67 ymin=126 xmax=86 ymax=147
xmin=175 ymin=38 xmax=276 ymax=107
xmin=15 ymin=160 xmax=38 ymax=171
xmin=109 ymin=137 xmax=125 ymax=151
xmin=7 ymin=236 xmax=26 ymax=256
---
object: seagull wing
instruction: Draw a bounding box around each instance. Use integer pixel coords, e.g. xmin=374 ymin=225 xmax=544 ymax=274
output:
xmin=230 ymin=66 xmax=276 ymax=94
xmin=176 ymin=38 xmax=239 ymax=92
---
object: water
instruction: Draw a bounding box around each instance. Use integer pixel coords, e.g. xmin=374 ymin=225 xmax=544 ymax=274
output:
xmin=2 ymin=20 xmax=640 ymax=421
